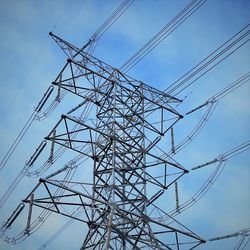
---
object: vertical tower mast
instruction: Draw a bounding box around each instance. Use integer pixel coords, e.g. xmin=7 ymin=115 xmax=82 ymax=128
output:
xmin=1 ymin=34 xmax=205 ymax=249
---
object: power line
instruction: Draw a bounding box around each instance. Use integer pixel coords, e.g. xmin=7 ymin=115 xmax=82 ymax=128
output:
xmin=164 ymin=141 xmax=250 ymax=218
xmin=164 ymin=24 xmax=249 ymax=97
xmin=120 ymin=0 xmax=207 ymax=73
xmin=185 ymin=71 xmax=250 ymax=115
xmin=192 ymin=140 xmax=250 ymax=170
xmin=209 ymin=228 xmax=250 ymax=250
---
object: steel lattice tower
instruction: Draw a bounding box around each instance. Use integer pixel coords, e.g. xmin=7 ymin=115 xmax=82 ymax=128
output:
xmin=2 ymin=33 xmax=205 ymax=249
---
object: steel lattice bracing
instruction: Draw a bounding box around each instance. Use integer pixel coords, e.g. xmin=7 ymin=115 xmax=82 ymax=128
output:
xmin=2 ymin=34 xmax=206 ymax=249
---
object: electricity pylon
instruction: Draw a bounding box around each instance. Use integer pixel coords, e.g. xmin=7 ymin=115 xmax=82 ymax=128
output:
xmin=2 ymin=33 xmax=205 ymax=249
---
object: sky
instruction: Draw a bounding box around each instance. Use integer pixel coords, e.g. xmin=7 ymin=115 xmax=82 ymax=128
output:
xmin=0 ymin=0 xmax=250 ymax=249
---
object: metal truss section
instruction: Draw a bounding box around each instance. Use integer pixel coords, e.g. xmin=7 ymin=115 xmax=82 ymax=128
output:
xmin=22 ymin=178 xmax=204 ymax=250
xmin=43 ymin=67 xmax=202 ymax=248
xmin=50 ymin=32 xmax=182 ymax=105
xmin=2 ymin=33 xmax=205 ymax=249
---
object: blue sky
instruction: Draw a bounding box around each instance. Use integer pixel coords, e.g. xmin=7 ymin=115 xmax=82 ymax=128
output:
xmin=0 ymin=0 xmax=249 ymax=249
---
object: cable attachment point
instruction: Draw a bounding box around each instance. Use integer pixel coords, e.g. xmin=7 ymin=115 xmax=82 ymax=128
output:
xmin=35 ymin=85 xmax=54 ymax=113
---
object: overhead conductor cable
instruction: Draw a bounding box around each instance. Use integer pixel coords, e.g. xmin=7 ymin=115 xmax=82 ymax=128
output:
xmin=0 ymin=0 xmax=135 ymax=174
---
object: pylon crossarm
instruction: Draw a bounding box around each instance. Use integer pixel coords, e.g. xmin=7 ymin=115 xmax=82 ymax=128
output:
xmin=150 ymin=217 xmax=205 ymax=243
xmin=112 ymin=92 xmax=181 ymax=136
xmin=145 ymin=150 xmax=187 ymax=171
xmin=50 ymin=32 xmax=182 ymax=104
xmin=111 ymin=79 xmax=182 ymax=112
xmin=19 ymin=179 xmax=110 ymax=222
xmin=40 ymin=178 xmax=110 ymax=205
xmin=50 ymin=32 xmax=115 ymax=76
xmin=45 ymin=115 xmax=152 ymax=156
xmin=49 ymin=32 xmax=86 ymax=59
xmin=44 ymin=115 xmax=112 ymax=158
xmin=111 ymin=207 xmax=205 ymax=249
xmin=138 ymin=80 xmax=182 ymax=103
